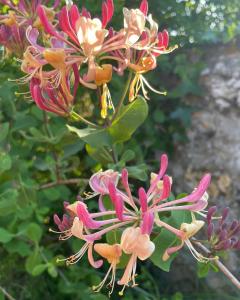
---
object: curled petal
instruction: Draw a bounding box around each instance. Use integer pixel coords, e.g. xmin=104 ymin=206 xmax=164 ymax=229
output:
xmin=163 ymin=240 xmax=184 ymax=261
xmin=88 ymin=243 xmax=103 ymax=268
xmin=98 ymin=195 xmax=106 ymax=212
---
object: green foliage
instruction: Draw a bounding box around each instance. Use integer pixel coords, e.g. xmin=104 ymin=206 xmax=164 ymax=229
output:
xmin=67 ymin=96 xmax=148 ymax=148
xmin=1 ymin=0 xmax=240 ymax=299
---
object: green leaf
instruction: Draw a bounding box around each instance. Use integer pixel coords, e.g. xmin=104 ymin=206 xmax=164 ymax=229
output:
xmin=0 ymin=152 xmax=12 ymax=174
xmin=197 ymin=261 xmax=210 ymax=278
xmin=0 ymin=189 xmax=18 ymax=216
xmin=0 ymin=228 xmax=14 ymax=243
xmin=86 ymin=144 xmax=113 ymax=165
xmin=67 ymin=125 xmax=111 ymax=148
xmin=127 ymin=164 xmax=148 ymax=181
xmin=67 ymin=97 xmax=148 ymax=150
xmin=150 ymin=210 xmax=191 ymax=271
xmin=48 ymin=264 xmax=58 ymax=278
xmin=0 ymin=122 xmax=9 ymax=143
xmin=26 ymin=223 xmax=43 ymax=244
xmin=120 ymin=150 xmax=135 ymax=163
xmin=25 ymin=248 xmax=42 ymax=274
xmin=4 ymin=240 xmax=31 ymax=257
xmin=108 ymin=97 xmax=148 ymax=143
xmin=32 ymin=264 xmax=48 ymax=276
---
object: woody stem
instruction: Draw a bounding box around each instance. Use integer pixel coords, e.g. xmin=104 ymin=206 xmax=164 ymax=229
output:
xmin=192 ymin=238 xmax=240 ymax=289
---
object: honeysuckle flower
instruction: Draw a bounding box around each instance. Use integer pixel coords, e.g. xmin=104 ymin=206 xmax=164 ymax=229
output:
xmin=88 ymin=169 xmax=119 ymax=211
xmin=118 ymin=227 xmax=155 ymax=294
xmin=159 ymin=218 xmax=209 ymax=263
xmin=93 ymin=243 xmax=122 ymax=295
xmin=0 ymin=0 xmax=59 ymax=55
xmin=29 ymin=71 xmax=77 ymax=116
xmin=53 ymin=153 xmax=212 ymax=294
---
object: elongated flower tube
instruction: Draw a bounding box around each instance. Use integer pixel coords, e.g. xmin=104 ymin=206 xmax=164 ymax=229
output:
xmin=161 ymin=219 xmax=208 ymax=263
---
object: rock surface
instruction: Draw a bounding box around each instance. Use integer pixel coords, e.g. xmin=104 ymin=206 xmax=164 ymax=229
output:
xmin=171 ymin=47 xmax=240 ymax=292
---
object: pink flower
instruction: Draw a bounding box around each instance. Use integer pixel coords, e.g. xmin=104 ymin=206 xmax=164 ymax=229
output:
xmin=118 ymin=227 xmax=155 ymax=294
xmin=53 ymin=153 xmax=212 ymax=294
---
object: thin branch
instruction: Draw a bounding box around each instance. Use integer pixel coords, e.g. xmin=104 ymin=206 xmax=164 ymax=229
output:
xmin=38 ymin=178 xmax=89 ymax=190
xmin=192 ymin=238 xmax=240 ymax=289
xmin=0 ymin=286 xmax=16 ymax=300
xmin=111 ymin=71 xmax=133 ymax=122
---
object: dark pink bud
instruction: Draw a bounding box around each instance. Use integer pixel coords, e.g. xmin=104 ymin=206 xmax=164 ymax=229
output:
xmin=70 ymin=4 xmax=80 ymax=30
xmin=139 ymin=187 xmax=148 ymax=213
xmin=162 ymin=30 xmax=169 ymax=49
xmin=59 ymin=6 xmax=79 ymax=44
xmin=207 ymin=223 xmax=214 ymax=241
xmin=108 ymin=182 xmax=123 ymax=220
xmin=115 ymin=195 xmax=124 ymax=221
xmin=108 ymin=181 xmax=117 ymax=202
xmin=160 ymin=175 xmax=171 ymax=200
xmin=207 ymin=206 xmax=217 ymax=224
xmin=159 ymin=154 xmax=168 ymax=179
xmin=140 ymin=0 xmax=148 ymax=16
xmin=62 ymin=215 xmax=70 ymax=228
xmin=220 ymin=207 xmax=229 ymax=224
xmin=219 ymin=229 xmax=228 ymax=242
xmin=230 ymin=220 xmax=238 ymax=231
xmin=121 ymin=168 xmax=129 ymax=190
xmin=102 ymin=0 xmax=114 ymax=27
xmin=141 ymin=211 xmax=154 ymax=235
xmin=54 ymin=214 xmax=61 ymax=226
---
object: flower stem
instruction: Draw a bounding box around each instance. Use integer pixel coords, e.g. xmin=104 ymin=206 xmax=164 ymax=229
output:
xmin=192 ymin=238 xmax=240 ymax=289
xmin=111 ymin=71 xmax=133 ymax=122
xmin=71 ymin=111 xmax=99 ymax=128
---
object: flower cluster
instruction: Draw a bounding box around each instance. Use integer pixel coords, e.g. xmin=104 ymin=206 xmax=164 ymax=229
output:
xmin=0 ymin=0 xmax=59 ymax=56
xmin=207 ymin=206 xmax=240 ymax=252
xmin=52 ymin=154 xmax=212 ymax=295
xmin=1 ymin=0 xmax=176 ymax=120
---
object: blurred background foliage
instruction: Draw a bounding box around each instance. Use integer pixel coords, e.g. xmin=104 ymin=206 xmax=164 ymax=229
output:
xmin=0 ymin=0 xmax=240 ymax=299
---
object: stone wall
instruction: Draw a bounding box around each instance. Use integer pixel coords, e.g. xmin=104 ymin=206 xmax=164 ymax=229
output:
xmin=171 ymin=45 xmax=240 ymax=291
